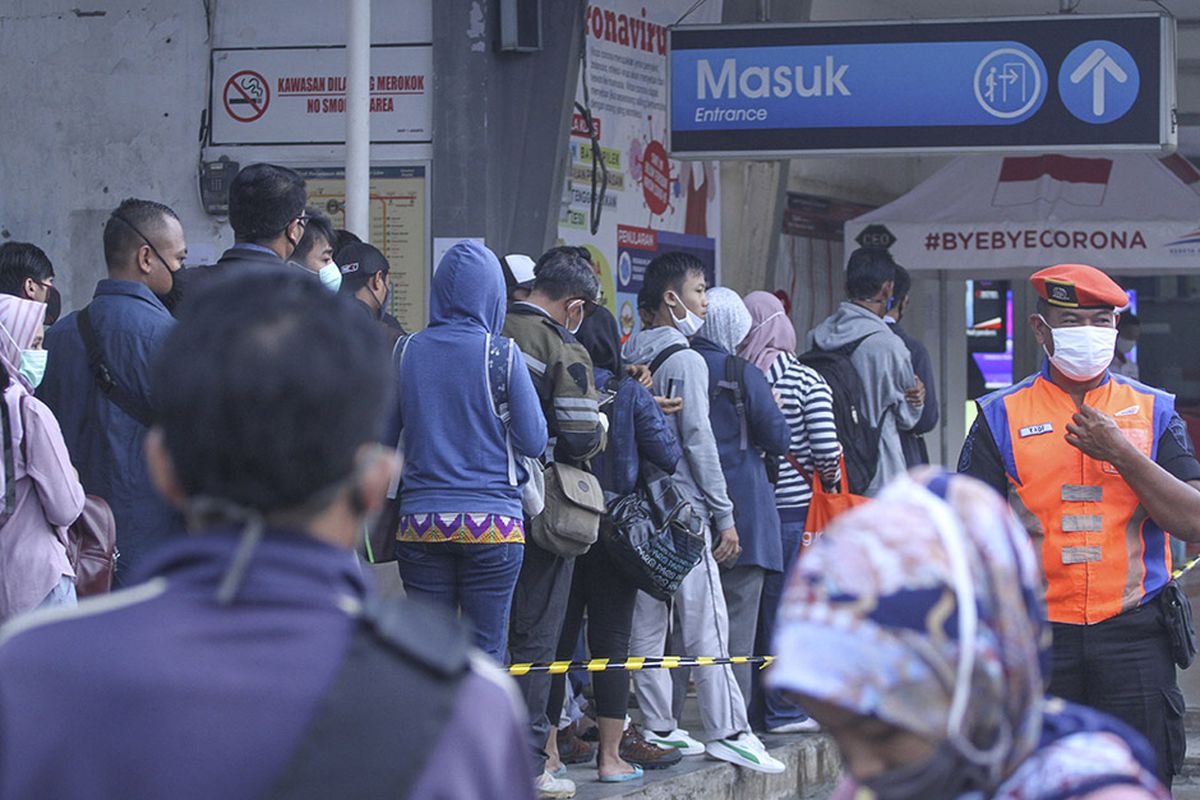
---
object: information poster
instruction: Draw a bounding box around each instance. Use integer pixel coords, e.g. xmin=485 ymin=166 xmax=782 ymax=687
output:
xmin=558 ymin=1 xmax=723 ymax=342
xmin=298 ymin=165 xmax=428 ymax=333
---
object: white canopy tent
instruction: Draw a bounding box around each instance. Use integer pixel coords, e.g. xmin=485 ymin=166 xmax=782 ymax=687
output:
xmin=839 ymin=152 xmax=1200 ymax=466
xmin=844 ymin=153 xmax=1200 ymax=276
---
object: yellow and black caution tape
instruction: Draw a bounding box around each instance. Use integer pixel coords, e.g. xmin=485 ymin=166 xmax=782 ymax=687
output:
xmin=1173 ymin=552 xmax=1200 ymax=581
xmin=507 ymin=655 xmax=775 ymax=676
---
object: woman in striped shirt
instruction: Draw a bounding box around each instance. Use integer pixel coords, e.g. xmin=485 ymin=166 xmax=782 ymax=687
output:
xmin=738 ymin=291 xmax=841 ymax=735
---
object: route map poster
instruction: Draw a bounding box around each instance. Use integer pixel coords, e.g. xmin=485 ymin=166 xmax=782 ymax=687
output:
xmin=298 ymin=166 xmax=429 ymax=333
xmin=557 ymin=1 xmax=724 ymax=342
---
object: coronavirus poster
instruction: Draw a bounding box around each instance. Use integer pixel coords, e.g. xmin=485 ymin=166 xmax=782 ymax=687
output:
xmin=557 ymin=1 xmax=723 ymax=342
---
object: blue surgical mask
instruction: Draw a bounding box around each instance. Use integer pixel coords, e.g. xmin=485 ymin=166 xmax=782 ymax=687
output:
xmin=318 ymin=263 xmax=343 ymax=293
xmin=19 ymin=349 xmax=47 ymax=389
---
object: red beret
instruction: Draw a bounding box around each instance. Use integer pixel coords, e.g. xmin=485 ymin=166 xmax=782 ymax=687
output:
xmin=1030 ymin=263 xmax=1127 ymax=310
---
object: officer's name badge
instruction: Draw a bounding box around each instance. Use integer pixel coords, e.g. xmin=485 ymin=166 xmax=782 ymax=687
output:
xmin=1019 ymin=422 xmax=1054 ymax=438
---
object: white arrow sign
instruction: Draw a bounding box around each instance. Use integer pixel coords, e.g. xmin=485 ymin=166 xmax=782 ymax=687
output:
xmin=1069 ymin=47 xmax=1128 ymax=117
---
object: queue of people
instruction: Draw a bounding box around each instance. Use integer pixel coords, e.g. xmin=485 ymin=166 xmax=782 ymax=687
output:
xmin=0 ymin=161 xmax=1191 ymax=800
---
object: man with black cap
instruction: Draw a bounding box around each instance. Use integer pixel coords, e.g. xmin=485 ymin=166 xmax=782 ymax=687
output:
xmin=0 ymin=269 xmax=534 ymax=800
xmin=336 ymin=241 xmax=404 ymax=344
xmin=959 ymin=262 xmax=1200 ymax=787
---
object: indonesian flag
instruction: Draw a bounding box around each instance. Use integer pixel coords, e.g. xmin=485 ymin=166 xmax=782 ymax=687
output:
xmin=991 ymin=155 xmax=1113 ymax=208
xmin=1160 ymin=152 xmax=1200 ymax=196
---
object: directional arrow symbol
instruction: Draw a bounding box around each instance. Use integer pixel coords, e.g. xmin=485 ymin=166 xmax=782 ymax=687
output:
xmin=1069 ymin=47 xmax=1128 ymax=117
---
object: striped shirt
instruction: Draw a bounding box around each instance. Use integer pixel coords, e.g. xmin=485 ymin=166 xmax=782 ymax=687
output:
xmin=766 ymin=352 xmax=841 ymax=510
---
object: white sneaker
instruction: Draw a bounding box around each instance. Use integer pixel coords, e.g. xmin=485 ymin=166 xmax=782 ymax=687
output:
xmin=706 ymin=731 xmax=786 ymax=774
xmin=535 ymin=770 xmax=576 ymax=799
xmin=644 ymin=727 xmax=706 ymax=756
xmin=766 ymin=717 xmax=821 ymax=734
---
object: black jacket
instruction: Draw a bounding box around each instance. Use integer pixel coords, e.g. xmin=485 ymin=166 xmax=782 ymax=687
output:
xmin=168 ymin=245 xmax=289 ymax=315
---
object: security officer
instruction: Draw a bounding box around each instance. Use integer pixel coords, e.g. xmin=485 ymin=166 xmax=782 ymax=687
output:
xmin=959 ymin=263 xmax=1200 ymax=788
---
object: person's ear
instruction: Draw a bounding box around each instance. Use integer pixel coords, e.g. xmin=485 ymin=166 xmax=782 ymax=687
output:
xmin=22 ymin=277 xmax=38 ymax=300
xmin=880 ymin=280 xmax=895 ymax=302
xmin=353 ymin=444 xmax=398 ymax=517
xmin=145 ymin=428 xmax=189 ymax=511
xmin=1029 ymin=314 xmax=1051 ymax=351
xmin=136 ymin=244 xmax=154 ymax=276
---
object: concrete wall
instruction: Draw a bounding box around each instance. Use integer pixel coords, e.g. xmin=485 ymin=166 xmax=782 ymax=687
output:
xmin=0 ymin=0 xmax=431 ymax=312
xmin=0 ymin=2 xmax=216 ymax=311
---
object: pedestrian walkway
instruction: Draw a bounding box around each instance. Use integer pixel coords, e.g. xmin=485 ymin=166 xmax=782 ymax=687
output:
xmin=572 ymin=708 xmax=840 ymax=800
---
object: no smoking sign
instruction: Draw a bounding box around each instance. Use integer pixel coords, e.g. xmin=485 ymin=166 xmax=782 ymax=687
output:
xmin=223 ymin=70 xmax=270 ymax=123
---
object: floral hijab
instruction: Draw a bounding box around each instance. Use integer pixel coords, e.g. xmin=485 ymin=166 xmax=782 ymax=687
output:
xmin=769 ymin=469 xmax=1050 ymax=789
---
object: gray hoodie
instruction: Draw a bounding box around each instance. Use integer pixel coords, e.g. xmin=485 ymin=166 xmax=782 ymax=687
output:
xmin=808 ymin=302 xmax=923 ymax=495
xmin=623 ymin=326 xmax=735 ymax=531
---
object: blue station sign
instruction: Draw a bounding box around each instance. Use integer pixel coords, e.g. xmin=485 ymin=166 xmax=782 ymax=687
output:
xmin=667 ymin=14 xmax=1175 ymax=157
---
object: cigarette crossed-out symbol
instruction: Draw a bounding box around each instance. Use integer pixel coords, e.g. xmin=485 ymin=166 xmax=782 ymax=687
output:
xmin=223 ymin=70 xmax=270 ymax=123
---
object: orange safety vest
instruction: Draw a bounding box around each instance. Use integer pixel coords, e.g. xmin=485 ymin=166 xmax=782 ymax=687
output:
xmin=977 ymin=365 xmax=1175 ymax=625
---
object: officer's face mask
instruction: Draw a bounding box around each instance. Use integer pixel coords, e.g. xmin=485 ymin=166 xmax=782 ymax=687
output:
xmin=318 ymin=263 xmax=343 ymax=293
xmin=1037 ymin=315 xmax=1118 ymax=382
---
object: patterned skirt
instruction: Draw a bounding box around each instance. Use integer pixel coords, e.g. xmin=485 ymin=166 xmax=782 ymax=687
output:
xmin=397 ymin=513 xmax=525 ymax=544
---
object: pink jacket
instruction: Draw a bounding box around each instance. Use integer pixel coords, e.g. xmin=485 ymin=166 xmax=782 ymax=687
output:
xmin=0 ymin=389 xmax=85 ymax=620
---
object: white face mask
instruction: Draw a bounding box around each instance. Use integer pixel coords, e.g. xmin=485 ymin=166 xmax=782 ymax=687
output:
xmin=566 ymin=300 xmax=584 ymax=336
xmin=667 ymin=291 xmax=704 ymax=337
xmin=1037 ymin=315 xmax=1118 ymax=382
xmin=318 ymin=263 xmax=343 ymax=293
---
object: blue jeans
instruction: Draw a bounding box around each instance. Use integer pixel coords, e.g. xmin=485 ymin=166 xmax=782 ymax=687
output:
xmin=752 ymin=515 xmax=811 ymax=730
xmin=395 ymin=541 xmax=524 ymax=661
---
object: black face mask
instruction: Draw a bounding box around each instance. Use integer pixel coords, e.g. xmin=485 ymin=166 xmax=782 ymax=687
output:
xmin=44 ymin=286 xmax=62 ymax=326
xmin=859 ymin=742 xmax=989 ymax=800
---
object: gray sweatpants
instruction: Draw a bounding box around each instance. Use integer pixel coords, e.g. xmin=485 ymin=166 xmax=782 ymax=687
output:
xmin=719 ymin=565 xmax=766 ymax=707
xmin=628 ymin=526 xmax=749 ymax=742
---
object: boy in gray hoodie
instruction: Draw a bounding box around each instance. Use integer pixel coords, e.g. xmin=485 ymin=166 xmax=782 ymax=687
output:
xmin=621 ymin=252 xmax=784 ymax=775
xmin=808 ymin=247 xmax=924 ymax=495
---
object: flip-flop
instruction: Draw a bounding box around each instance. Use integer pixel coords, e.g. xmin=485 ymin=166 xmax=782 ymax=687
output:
xmin=599 ymin=765 xmax=644 ymax=783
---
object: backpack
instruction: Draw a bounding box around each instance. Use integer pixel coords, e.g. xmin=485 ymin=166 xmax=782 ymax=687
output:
xmin=711 ymin=354 xmax=779 ymax=484
xmin=360 ymin=333 xmax=537 ymax=564
xmin=797 ymin=334 xmax=882 ymax=496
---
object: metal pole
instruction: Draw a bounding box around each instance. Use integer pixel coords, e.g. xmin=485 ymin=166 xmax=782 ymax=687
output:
xmin=346 ymin=0 xmax=371 ymax=239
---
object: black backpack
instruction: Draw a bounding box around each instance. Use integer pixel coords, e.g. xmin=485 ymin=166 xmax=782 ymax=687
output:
xmin=798 ymin=334 xmax=881 ymax=495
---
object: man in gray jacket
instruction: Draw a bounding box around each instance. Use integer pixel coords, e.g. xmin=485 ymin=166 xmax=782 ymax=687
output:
xmin=808 ymin=248 xmax=924 ymax=495
xmin=622 ymin=252 xmax=784 ymax=775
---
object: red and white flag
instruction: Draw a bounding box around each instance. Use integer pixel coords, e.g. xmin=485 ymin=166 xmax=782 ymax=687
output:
xmin=992 ymin=155 xmax=1113 ymax=208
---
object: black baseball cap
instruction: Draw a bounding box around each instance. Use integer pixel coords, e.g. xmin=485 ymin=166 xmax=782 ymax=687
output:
xmin=336 ymin=242 xmax=389 ymax=292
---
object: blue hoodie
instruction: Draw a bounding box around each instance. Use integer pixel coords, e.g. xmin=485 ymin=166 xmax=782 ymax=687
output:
xmin=394 ymin=242 xmax=547 ymax=519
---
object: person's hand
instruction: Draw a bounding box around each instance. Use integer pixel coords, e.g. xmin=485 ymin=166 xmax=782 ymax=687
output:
xmin=773 ymin=389 xmax=786 ymax=410
xmin=626 ymin=363 xmax=653 ymax=388
xmin=1066 ymin=404 xmax=1135 ymax=464
xmin=712 ymin=526 xmax=741 ymax=565
xmin=654 ymin=395 xmax=683 ymax=415
xmin=905 ymin=376 xmax=926 ymax=407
